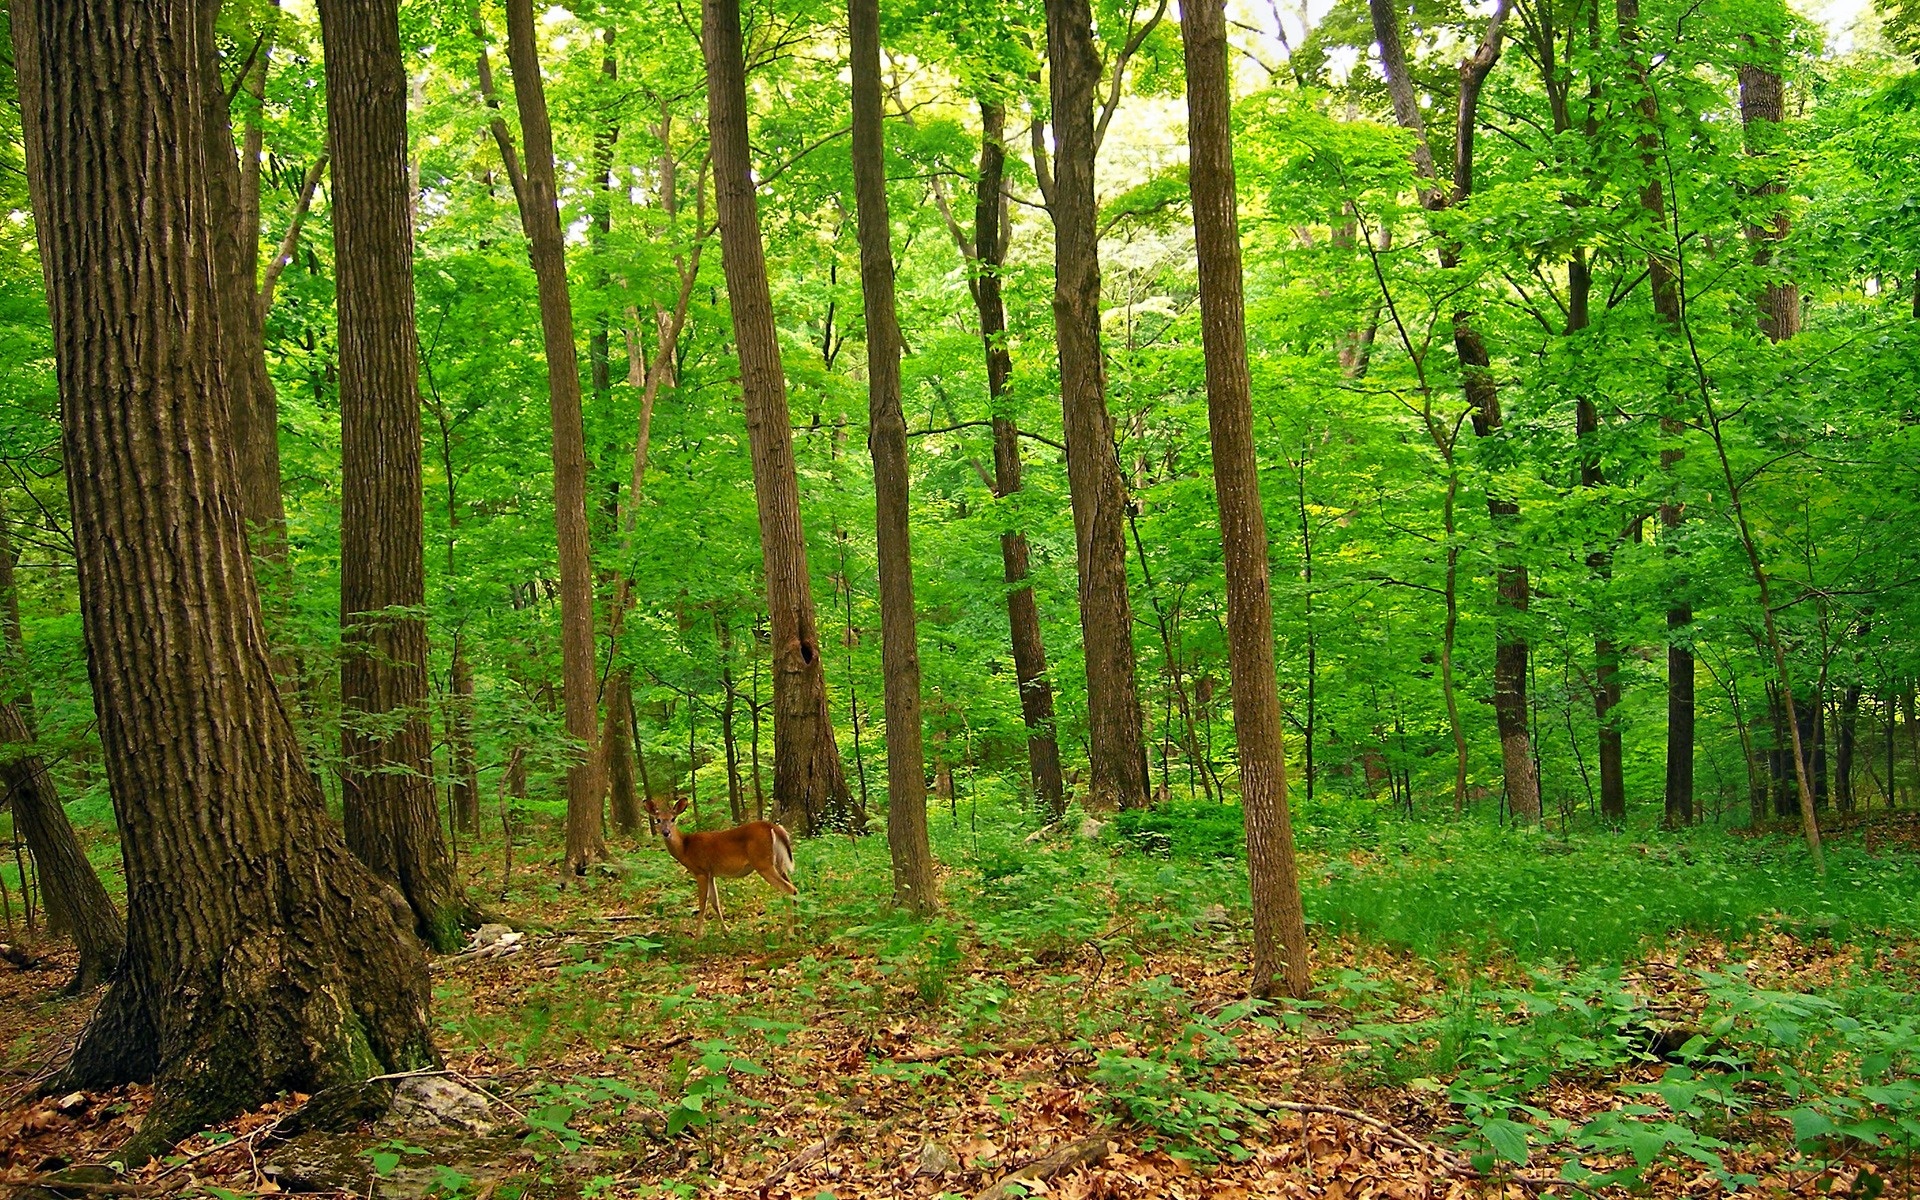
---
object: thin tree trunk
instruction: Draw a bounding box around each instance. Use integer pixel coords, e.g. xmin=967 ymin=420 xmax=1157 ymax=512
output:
xmin=1045 ymin=0 xmax=1151 ymax=810
xmin=0 ymin=703 xmax=122 ymax=993
xmin=1613 ymin=0 xmax=1695 ymax=828
xmin=1182 ymin=0 xmax=1310 ymax=997
xmin=324 ymin=0 xmax=462 ymax=949
xmin=13 ymin=0 xmax=436 ymax=1157
xmin=703 ymin=0 xmax=853 ymax=835
xmin=0 ymin=505 xmax=35 ymax=730
xmin=1442 ymin=478 xmax=1469 ymax=812
xmin=1368 ymin=0 xmax=1539 ymax=822
xmin=973 ymin=100 xmax=1066 ymax=818
xmin=717 ymin=614 xmax=746 ymax=824
xmin=1837 ymin=683 xmax=1859 ymax=816
xmin=449 ymin=645 xmax=481 ymax=834
xmin=207 ymin=24 xmax=290 ymax=564
xmin=1571 ymin=251 xmax=1628 ymax=821
xmin=502 ymin=0 xmax=606 ymax=871
xmin=589 ymin=28 xmax=617 ymax=412
xmin=847 ymin=0 xmax=935 ymax=907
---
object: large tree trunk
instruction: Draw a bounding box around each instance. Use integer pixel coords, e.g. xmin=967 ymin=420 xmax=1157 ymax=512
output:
xmin=1368 ymin=0 xmax=1540 ymax=822
xmin=503 ymin=0 xmax=607 ymax=871
xmin=12 ymin=0 xmax=437 ymax=1158
xmin=1044 ymin=0 xmax=1151 ymax=811
xmin=973 ymin=101 xmax=1067 ymax=819
xmin=323 ymin=0 xmax=462 ymax=950
xmin=1181 ymin=0 xmax=1310 ymax=998
xmin=0 ymin=703 xmax=123 ymax=993
xmin=702 ymin=0 xmax=853 ymax=835
xmin=850 ymin=0 xmax=937 ymax=912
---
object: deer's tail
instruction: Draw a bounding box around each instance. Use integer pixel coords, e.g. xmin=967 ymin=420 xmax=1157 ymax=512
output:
xmin=772 ymin=824 xmax=795 ymax=885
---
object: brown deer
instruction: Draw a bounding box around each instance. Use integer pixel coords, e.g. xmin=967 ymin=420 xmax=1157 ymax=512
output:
xmin=644 ymin=796 xmax=797 ymax=937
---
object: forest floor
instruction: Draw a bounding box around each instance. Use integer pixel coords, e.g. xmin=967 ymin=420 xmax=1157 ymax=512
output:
xmin=3 ymin=798 xmax=1920 ymax=1199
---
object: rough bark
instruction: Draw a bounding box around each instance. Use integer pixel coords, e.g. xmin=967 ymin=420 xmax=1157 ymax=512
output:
xmin=1367 ymin=0 xmax=1539 ymax=821
xmin=1738 ymin=53 xmax=1800 ymax=341
xmin=703 ymin=0 xmax=853 ymax=835
xmin=503 ymin=0 xmax=607 ymax=871
xmin=1045 ymin=0 xmax=1151 ymax=811
xmin=322 ymin=0 xmax=463 ymax=950
xmin=1182 ymin=0 xmax=1310 ymax=998
xmin=971 ymin=102 xmax=1067 ymax=818
xmin=850 ymin=0 xmax=937 ymax=912
xmin=12 ymin=0 xmax=436 ymax=1157
xmin=0 ymin=703 xmax=123 ymax=993
xmin=206 ymin=29 xmax=289 ymax=559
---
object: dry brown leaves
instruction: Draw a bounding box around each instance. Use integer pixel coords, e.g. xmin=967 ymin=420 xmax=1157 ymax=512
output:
xmin=2 ymin=843 xmax=1915 ymax=1199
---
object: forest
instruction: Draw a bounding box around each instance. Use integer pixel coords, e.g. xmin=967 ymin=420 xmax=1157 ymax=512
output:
xmin=2 ymin=0 xmax=1919 ymax=1192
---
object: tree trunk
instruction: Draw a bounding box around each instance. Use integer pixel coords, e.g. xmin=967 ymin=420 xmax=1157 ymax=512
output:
xmin=717 ymin=615 xmax=746 ymax=824
xmin=1182 ymin=0 xmax=1310 ymax=998
xmin=1770 ymin=682 xmax=1793 ymax=819
xmin=702 ymin=0 xmax=853 ymax=835
xmin=849 ymin=0 xmax=936 ymax=912
xmin=12 ymin=0 xmax=436 ymax=1158
xmin=0 ymin=703 xmax=123 ymax=993
xmin=974 ymin=100 xmax=1067 ymax=819
xmin=605 ymin=679 xmax=643 ymax=833
xmin=1045 ymin=0 xmax=1151 ymax=811
xmin=0 ymin=504 xmax=35 ymax=730
xmin=1837 ymin=683 xmax=1859 ymax=816
xmin=1613 ymin=0 xmax=1695 ymax=828
xmin=1570 ymin=252 xmax=1628 ymax=821
xmin=1367 ymin=0 xmax=1539 ymax=822
xmin=503 ymin=0 xmax=606 ymax=871
xmin=206 ymin=26 xmax=290 ymax=561
xmin=589 ymin=29 xmax=617 ymax=411
xmin=449 ymin=646 xmax=481 ymax=834
xmin=323 ymin=0 xmax=462 ymax=950
xmin=1738 ymin=49 xmax=1800 ymax=341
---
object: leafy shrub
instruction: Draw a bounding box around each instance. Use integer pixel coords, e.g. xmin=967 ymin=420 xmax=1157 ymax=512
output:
xmin=1110 ymin=799 xmax=1245 ymax=861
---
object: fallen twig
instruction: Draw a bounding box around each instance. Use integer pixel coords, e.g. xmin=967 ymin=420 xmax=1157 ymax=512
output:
xmin=973 ymin=1135 xmax=1109 ymax=1200
xmin=1 ymin=1177 xmax=148 ymax=1196
xmin=757 ymin=1127 xmax=845 ymax=1197
xmin=149 ymin=1111 xmax=295 ymax=1182
xmin=884 ymin=1040 xmax=1036 ymax=1064
xmin=1257 ymin=1100 xmax=1582 ymax=1194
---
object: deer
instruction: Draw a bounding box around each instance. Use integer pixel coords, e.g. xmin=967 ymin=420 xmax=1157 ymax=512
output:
xmin=644 ymin=796 xmax=797 ymax=938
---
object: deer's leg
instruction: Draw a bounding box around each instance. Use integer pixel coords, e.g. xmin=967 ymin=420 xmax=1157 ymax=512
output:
xmin=710 ymin=878 xmax=729 ymax=933
xmin=755 ymin=862 xmax=798 ymax=896
xmin=692 ymin=874 xmax=710 ymax=940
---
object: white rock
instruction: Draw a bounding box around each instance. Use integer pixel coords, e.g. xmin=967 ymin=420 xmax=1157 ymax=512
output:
xmin=913 ymin=1141 xmax=959 ymax=1178
xmin=382 ymin=1075 xmax=498 ymax=1137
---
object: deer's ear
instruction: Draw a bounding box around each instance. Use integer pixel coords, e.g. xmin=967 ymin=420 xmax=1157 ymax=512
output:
xmin=673 ymin=798 xmax=690 ymax=816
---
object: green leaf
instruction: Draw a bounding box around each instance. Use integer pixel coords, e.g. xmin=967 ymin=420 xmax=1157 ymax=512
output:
xmin=1479 ymin=1118 xmax=1530 ymax=1164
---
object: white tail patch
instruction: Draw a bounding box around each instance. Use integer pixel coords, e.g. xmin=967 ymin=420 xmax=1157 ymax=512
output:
xmin=774 ymin=827 xmax=794 ymax=881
